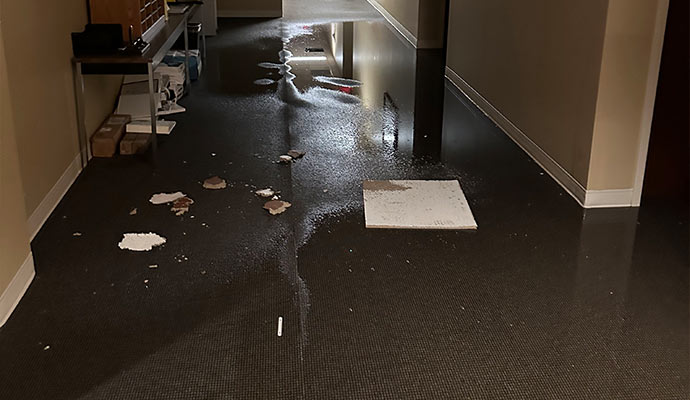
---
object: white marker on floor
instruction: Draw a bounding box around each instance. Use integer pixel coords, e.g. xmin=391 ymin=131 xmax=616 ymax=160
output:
xmin=277 ymin=317 xmax=283 ymax=337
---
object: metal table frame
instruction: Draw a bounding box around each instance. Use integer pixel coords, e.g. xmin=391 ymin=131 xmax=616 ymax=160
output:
xmin=72 ymin=5 xmax=198 ymax=168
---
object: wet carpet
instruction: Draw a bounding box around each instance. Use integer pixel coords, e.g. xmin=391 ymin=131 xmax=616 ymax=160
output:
xmin=0 ymin=12 xmax=687 ymax=400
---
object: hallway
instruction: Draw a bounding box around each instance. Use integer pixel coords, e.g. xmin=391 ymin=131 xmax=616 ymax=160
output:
xmin=0 ymin=1 xmax=687 ymax=399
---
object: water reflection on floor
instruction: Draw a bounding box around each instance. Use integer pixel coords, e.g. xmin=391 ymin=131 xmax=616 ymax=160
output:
xmin=254 ymin=19 xmax=446 ymax=159
xmin=0 ymin=8 xmax=686 ymax=400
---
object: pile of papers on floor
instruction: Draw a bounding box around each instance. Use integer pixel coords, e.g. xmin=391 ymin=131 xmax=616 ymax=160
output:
xmin=116 ymin=56 xmax=192 ymax=134
xmin=163 ymin=50 xmax=202 ymax=81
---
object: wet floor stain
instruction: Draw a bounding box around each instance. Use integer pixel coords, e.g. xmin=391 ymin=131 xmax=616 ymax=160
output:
xmin=0 ymin=8 xmax=686 ymax=400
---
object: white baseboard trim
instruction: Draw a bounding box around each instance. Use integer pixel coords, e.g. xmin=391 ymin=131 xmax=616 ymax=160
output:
xmin=583 ymin=189 xmax=635 ymax=208
xmin=366 ymin=0 xmax=418 ymax=48
xmin=27 ymin=153 xmax=82 ymax=241
xmin=445 ymin=67 xmax=638 ymax=209
xmin=445 ymin=67 xmax=592 ymax=206
xmin=217 ymin=10 xmax=282 ymax=18
xmin=0 ymin=253 xmax=35 ymax=328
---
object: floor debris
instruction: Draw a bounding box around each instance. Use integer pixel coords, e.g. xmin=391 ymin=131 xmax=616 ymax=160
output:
xmin=279 ymin=155 xmax=293 ymax=163
xmin=254 ymin=78 xmax=276 ymax=86
xmin=72 ymin=232 xmax=82 ymax=237
xmin=363 ymin=180 xmax=478 ymax=230
xmin=263 ymin=200 xmax=292 ymax=215
xmin=202 ymin=176 xmax=227 ymax=189
xmin=129 ymin=208 xmax=138 ymax=215
xmin=148 ymin=264 xmax=158 ymax=269
xmin=287 ymin=150 xmax=305 ymax=159
xmin=255 ymin=188 xmax=275 ymax=198
xmin=43 ymin=345 xmax=50 ymax=351
xmin=150 ymin=192 xmax=186 ymax=204
xmin=277 ymin=316 xmax=283 ymax=337
xmin=171 ymin=196 xmax=194 ymax=216
xmin=118 ymin=233 xmax=167 ymax=251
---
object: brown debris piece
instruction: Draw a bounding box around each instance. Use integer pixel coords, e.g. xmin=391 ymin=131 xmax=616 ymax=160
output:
xmin=362 ymin=180 xmax=411 ymax=192
xmin=171 ymin=196 xmax=194 ymax=216
xmin=203 ymin=176 xmax=227 ymax=190
xmin=287 ymin=150 xmax=305 ymax=159
xmin=263 ymin=200 xmax=292 ymax=215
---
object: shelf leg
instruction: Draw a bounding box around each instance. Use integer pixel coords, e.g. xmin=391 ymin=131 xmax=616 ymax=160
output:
xmin=72 ymin=61 xmax=88 ymax=169
xmin=148 ymin=62 xmax=158 ymax=158
xmin=184 ymin=22 xmax=191 ymax=89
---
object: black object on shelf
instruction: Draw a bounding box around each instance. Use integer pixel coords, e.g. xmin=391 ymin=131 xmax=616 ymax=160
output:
xmin=71 ymin=24 xmax=124 ymax=57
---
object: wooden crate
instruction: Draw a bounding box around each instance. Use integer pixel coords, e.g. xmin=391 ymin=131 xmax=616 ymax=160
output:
xmin=89 ymin=0 xmax=165 ymax=42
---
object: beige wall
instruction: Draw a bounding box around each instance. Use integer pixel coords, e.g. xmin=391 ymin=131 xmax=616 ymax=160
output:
xmin=0 ymin=0 xmax=121 ymax=216
xmin=588 ymin=0 xmax=662 ymax=190
xmin=217 ymin=0 xmax=282 ymax=17
xmin=445 ymin=0 xmax=667 ymax=197
xmin=371 ymin=0 xmax=445 ymax=48
xmin=446 ymin=0 xmax=609 ymax=187
xmin=375 ymin=0 xmax=420 ymax=39
xmin=0 ymin=12 xmax=32 ymax=297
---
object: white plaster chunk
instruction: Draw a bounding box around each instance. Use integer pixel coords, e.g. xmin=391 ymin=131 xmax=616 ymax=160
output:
xmin=149 ymin=192 xmax=186 ymax=204
xmin=118 ymin=233 xmax=167 ymax=251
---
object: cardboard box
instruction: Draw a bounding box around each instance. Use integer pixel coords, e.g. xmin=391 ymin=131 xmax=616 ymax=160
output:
xmin=119 ymin=133 xmax=151 ymax=155
xmin=90 ymin=114 xmax=131 ymax=157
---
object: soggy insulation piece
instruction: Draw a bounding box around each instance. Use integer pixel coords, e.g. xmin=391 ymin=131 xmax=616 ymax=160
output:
xmin=171 ymin=196 xmax=194 ymax=216
xmin=263 ymin=200 xmax=292 ymax=215
xmin=203 ymin=176 xmax=227 ymax=190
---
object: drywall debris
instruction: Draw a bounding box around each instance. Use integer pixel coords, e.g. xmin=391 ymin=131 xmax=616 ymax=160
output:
xmin=287 ymin=150 xmax=305 ymax=159
xmin=203 ymin=176 xmax=227 ymax=190
xmin=72 ymin=232 xmax=82 ymax=237
xmin=171 ymin=196 xmax=194 ymax=215
xmin=118 ymin=233 xmax=167 ymax=251
xmin=43 ymin=345 xmax=50 ymax=351
xmin=263 ymin=200 xmax=291 ymax=215
xmin=211 ymin=152 xmax=217 ymax=157
xmin=150 ymin=192 xmax=186 ymax=204
xmin=255 ymin=188 xmax=275 ymax=198
xmin=129 ymin=208 xmax=138 ymax=215
xmin=279 ymin=155 xmax=293 ymax=163
xmin=144 ymin=279 xmax=149 ymax=284
xmin=254 ymin=78 xmax=276 ymax=86
xmin=277 ymin=316 xmax=283 ymax=337
xmin=148 ymin=264 xmax=158 ymax=269
xmin=271 ymin=195 xmax=279 ymax=200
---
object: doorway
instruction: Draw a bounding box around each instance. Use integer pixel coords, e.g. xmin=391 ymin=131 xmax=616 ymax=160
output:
xmin=642 ymin=0 xmax=690 ymax=207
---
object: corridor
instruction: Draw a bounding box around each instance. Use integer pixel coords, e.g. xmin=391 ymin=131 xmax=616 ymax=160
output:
xmin=0 ymin=0 xmax=687 ymax=399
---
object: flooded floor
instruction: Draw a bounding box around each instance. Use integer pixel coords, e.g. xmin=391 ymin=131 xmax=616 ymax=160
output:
xmin=0 ymin=2 xmax=687 ymax=399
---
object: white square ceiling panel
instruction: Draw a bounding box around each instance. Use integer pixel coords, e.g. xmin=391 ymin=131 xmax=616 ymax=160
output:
xmin=363 ymin=180 xmax=477 ymax=230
